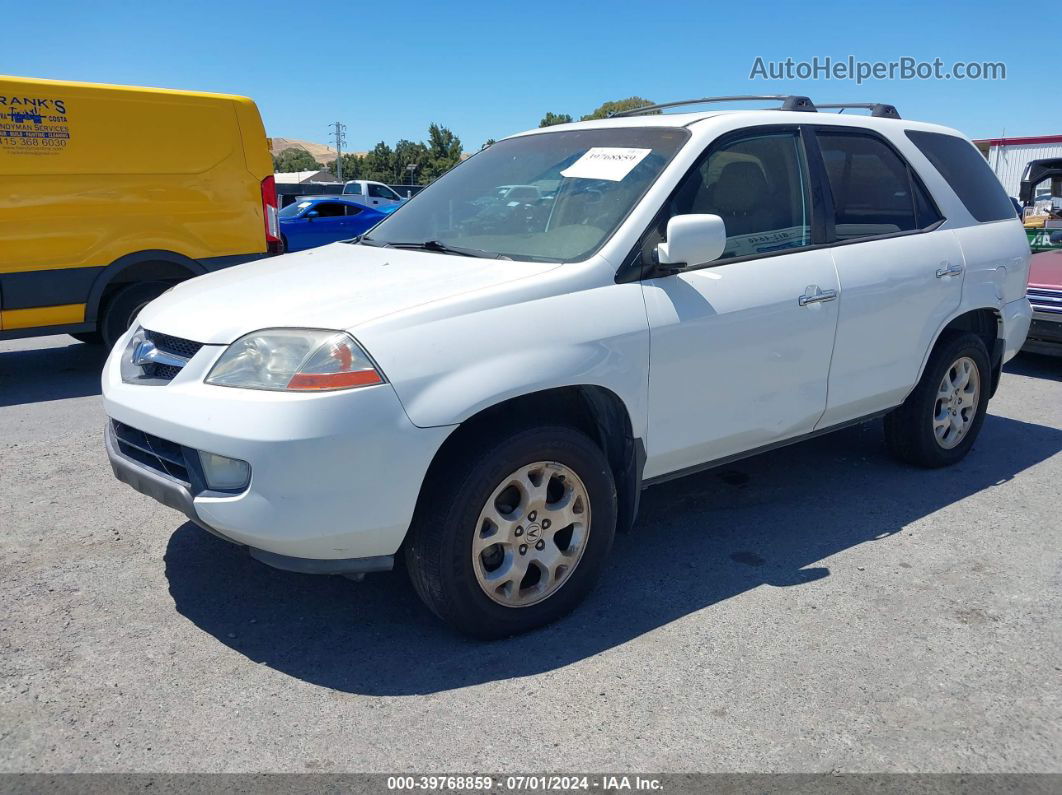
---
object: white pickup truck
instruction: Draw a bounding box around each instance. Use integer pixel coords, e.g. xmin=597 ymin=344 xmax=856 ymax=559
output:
xmin=103 ymin=95 xmax=1032 ymax=638
xmin=341 ymin=179 xmax=405 ymax=207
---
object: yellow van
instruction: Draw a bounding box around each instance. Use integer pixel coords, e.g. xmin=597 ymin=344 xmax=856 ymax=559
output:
xmin=0 ymin=76 xmax=280 ymax=346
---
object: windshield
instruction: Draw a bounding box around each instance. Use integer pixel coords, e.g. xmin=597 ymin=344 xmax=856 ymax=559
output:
xmin=364 ymin=127 xmax=689 ymax=262
xmin=280 ymin=200 xmax=313 ymax=218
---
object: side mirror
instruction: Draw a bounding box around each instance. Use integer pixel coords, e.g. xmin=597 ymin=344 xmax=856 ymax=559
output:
xmin=306 ymin=210 xmax=320 ymax=220
xmin=656 ymin=214 xmax=727 ymax=269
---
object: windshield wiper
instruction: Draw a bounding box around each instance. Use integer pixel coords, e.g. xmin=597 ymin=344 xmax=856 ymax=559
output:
xmin=391 ymin=240 xmax=509 ymax=259
xmin=348 ymin=236 xmax=391 ymax=247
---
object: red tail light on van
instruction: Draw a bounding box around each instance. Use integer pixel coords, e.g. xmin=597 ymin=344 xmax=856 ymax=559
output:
xmin=261 ymin=175 xmax=283 ymax=254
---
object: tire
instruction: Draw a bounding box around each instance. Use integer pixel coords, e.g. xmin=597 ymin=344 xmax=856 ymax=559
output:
xmin=884 ymin=331 xmax=991 ymax=468
xmin=100 ymin=281 xmax=169 ymax=348
xmin=70 ymin=331 xmax=104 ymax=345
xmin=405 ymin=425 xmax=617 ymax=638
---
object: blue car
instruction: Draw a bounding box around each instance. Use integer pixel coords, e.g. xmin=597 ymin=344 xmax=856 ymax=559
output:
xmin=279 ymin=196 xmax=396 ymax=252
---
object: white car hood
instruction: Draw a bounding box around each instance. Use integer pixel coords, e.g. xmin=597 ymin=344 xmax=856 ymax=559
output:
xmin=136 ymin=243 xmax=558 ymax=344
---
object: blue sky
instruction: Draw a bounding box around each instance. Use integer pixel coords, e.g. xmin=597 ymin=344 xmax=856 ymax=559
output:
xmin=3 ymin=0 xmax=1047 ymax=151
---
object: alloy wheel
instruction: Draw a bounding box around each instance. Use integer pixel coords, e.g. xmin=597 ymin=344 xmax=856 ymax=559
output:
xmin=472 ymin=461 xmax=591 ymax=607
xmin=933 ymin=356 xmax=980 ymax=449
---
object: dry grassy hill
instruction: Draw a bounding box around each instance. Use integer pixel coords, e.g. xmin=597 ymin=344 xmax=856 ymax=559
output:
xmin=269 ymin=138 xmax=349 ymax=165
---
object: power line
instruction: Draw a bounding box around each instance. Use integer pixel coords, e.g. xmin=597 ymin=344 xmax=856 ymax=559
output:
xmin=329 ymin=121 xmax=347 ymax=182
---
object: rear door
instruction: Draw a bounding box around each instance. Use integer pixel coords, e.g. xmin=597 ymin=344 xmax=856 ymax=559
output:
xmin=811 ymin=128 xmax=964 ymax=428
xmin=642 ymin=127 xmax=841 ymax=478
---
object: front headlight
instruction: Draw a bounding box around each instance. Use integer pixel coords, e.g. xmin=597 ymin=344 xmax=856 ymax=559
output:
xmin=205 ymin=329 xmax=384 ymax=391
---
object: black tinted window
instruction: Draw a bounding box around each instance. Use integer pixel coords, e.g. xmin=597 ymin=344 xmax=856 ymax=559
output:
xmin=313 ymin=202 xmax=346 ymax=218
xmin=670 ymin=131 xmax=812 ymax=259
xmin=906 ymin=130 xmax=1014 ymax=222
xmin=913 ymin=178 xmax=943 ymax=228
xmin=368 ymin=183 xmax=397 ymax=199
xmin=817 ymin=132 xmax=927 ymax=240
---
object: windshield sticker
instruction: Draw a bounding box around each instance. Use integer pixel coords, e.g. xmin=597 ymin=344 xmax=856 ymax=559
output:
xmin=560 ymin=147 xmax=651 ymax=182
xmin=0 ymin=95 xmax=70 ymax=156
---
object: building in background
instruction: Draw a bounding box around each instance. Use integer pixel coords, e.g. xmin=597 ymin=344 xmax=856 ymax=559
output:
xmin=273 ymin=169 xmax=338 ymax=185
xmin=974 ymin=135 xmax=1062 ymax=199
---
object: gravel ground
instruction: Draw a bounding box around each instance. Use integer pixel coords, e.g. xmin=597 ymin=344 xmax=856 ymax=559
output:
xmin=1 ymin=335 xmax=1059 ymax=773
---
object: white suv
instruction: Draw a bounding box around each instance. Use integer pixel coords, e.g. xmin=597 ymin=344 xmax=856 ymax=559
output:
xmin=103 ymin=96 xmax=1032 ymax=638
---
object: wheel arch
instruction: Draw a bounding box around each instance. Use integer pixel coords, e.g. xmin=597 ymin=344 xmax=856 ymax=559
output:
xmin=416 ymin=384 xmax=645 ymax=538
xmin=85 ymin=250 xmax=205 ymax=325
xmin=917 ymin=306 xmax=1004 ymax=398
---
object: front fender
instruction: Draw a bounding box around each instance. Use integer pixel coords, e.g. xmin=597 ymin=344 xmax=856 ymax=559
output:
xmin=358 ymin=282 xmax=651 ymax=436
xmin=398 ymin=343 xmax=638 ymax=429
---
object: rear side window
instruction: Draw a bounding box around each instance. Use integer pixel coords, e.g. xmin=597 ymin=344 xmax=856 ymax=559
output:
xmin=343 ymin=183 xmax=362 ymax=195
xmin=905 ymin=130 xmax=1014 ymax=222
xmin=816 ymin=131 xmax=941 ymax=240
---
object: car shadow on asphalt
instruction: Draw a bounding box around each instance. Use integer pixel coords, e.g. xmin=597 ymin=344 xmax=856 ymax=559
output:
xmin=164 ymin=412 xmax=1062 ymax=696
xmin=0 ymin=340 xmax=107 ymax=407
xmin=1005 ymin=351 xmax=1062 ymax=382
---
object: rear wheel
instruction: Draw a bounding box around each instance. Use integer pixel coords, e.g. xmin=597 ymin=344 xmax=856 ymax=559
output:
xmin=100 ymin=281 xmax=169 ymax=348
xmin=884 ymin=331 xmax=991 ymax=467
xmin=405 ymin=425 xmax=617 ymax=638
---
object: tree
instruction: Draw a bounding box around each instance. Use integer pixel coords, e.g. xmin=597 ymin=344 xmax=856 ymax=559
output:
xmin=328 ymin=153 xmax=361 ymax=181
xmin=425 ymin=123 xmax=463 ymax=181
xmin=272 ymin=148 xmax=321 ymax=173
xmin=394 ymin=138 xmax=430 ymax=184
xmin=481 ymin=138 xmax=496 ymax=149
xmin=311 ymin=124 xmax=465 ymax=186
xmin=361 ymin=141 xmax=396 ymax=183
xmin=580 ymin=97 xmax=657 ymax=120
xmin=539 ymin=112 xmax=572 ymax=128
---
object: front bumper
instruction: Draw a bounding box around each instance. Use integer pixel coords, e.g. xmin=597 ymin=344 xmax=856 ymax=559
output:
xmin=1022 ymin=311 xmax=1062 ymax=356
xmin=104 ymin=423 xmax=394 ymax=575
xmin=102 ymin=330 xmax=453 ymax=564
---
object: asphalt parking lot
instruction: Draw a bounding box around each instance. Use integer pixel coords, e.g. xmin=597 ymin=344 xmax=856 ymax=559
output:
xmin=1 ymin=335 xmax=1060 ymax=773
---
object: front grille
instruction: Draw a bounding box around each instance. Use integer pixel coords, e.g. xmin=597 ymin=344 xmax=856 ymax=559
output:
xmin=1028 ymin=288 xmax=1062 ymax=315
xmin=145 ymin=330 xmax=204 ymax=360
xmin=134 ymin=330 xmax=205 ymax=383
xmin=112 ymin=421 xmax=191 ymax=484
xmin=152 ymin=364 xmax=183 ymax=380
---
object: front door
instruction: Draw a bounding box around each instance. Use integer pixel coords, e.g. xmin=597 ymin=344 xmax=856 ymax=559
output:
xmin=306 ymin=201 xmax=352 ymax=247
xmin=367 ymin=183 xmax=401 ymax=207
xmin=642 ymin=129 xmax=840 ymax=479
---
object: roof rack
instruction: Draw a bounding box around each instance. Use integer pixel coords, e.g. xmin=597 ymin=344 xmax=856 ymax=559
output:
xmin=609 ymin=95 xmax=817 ymax=117
xmin=816 ymin=103 xmax=900 ymax=119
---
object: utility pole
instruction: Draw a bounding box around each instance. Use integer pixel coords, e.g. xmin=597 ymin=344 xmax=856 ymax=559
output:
xmin=329 ymin=121 xmax=347 ymax=182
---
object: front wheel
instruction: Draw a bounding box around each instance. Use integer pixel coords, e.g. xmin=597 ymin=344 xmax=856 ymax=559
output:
xmin=405 ymin=426 xmax=617 ymax=638
xmin=884 ymin=331 xmax=991 ymax=468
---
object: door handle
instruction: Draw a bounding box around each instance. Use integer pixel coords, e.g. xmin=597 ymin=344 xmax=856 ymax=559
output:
xmin=798 ymin=288 xmax=838 ymax=306
xmin=936 ymin=262 xmax=963 ymax=278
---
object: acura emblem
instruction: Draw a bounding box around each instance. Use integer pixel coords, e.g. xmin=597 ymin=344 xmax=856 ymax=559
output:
xmin=131 ymin=339 xmax=189 ymax=369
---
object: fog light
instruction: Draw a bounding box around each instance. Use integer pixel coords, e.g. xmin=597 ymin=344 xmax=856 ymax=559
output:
xmin=199 ymin=451 xmax=251 ymax=491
